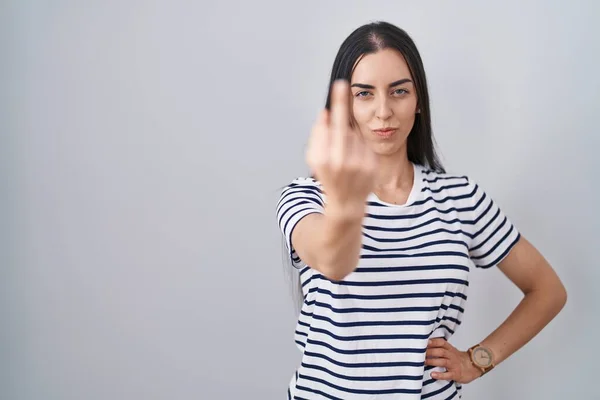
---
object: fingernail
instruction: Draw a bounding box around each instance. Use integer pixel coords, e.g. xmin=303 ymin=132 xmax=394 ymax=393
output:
xmin=428 ymin=339 xmax=432 ymax=345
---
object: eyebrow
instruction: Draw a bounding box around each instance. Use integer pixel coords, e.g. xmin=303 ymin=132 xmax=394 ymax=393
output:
xmin=350 ymin=78 xmax=412 ymax=89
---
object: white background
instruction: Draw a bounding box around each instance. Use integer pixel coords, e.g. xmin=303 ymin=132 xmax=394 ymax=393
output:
xmin=1 ymin=1 xmax=599 ymax=399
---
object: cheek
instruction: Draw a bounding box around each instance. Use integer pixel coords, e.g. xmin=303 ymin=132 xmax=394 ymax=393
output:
xmin=395 ymin=101 xmax=418 ymax=124
xmin=352 ymin=101 xmax=372 ymax=124
xmin=396 ymin=97 xmax=418 ymax=115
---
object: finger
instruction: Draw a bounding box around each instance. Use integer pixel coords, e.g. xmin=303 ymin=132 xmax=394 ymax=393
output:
xmin=306 ymin=109 xmax=331 ymax=172
xmin=424 ymin=357 xmax=449 ymax=368
xmin=316 ymin=108 xmax=330 ymax=129
xmin=426 ymin=348 xmax=448 ymax=359
xmin=312 ymin=108 xmax=331 ymax=146
xmin=330 ymin=80 xmax=351 ymax=132
xmin=431 ymin=371 xmax=454 ymax=381
xmin=428 ymin=338 xmax=450 ymax=349
xmin=329 ymin=81 xmax=352 ymax=165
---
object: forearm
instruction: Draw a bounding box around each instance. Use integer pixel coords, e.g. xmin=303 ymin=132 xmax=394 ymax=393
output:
xmin=480 ymin=282 xmax=567 ymax=365
xmin=316 ymin=202 xmax=365 ymax=281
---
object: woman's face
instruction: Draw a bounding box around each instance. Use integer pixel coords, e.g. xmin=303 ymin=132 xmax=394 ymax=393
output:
xmin=350 ymin=48 xmax=419 ymax=156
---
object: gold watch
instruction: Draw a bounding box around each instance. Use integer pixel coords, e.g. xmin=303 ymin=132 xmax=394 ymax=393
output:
xmin=467 ymin=344 xmax=495 ymax=376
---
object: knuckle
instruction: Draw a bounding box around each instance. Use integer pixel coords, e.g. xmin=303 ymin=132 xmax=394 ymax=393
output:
xmin=329 ymin=158 xmax=344 ymax=173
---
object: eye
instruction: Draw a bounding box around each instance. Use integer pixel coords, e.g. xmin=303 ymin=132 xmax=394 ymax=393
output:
xmin=354 ymin=91 xmax=371 ymax=98
xmin=393 ymin=88 xmax=409 ymax=96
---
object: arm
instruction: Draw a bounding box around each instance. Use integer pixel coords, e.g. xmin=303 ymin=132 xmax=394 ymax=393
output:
xmin=289 ymin=80 xmax=376 ymax=281
xmin=290 ymin=201 xmax=365 ymax=281
xmin=427 ymin=236 xmax=567 ymax=382
xmin=477 ymin=235 xmax=567 ymax=365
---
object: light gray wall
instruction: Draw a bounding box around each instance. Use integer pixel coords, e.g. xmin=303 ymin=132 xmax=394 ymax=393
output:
xmin=1 ymin=1 xmax=598 ymax=399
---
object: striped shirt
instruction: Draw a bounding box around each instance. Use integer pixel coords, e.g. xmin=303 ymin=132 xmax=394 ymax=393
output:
xmin=276 ymin=163 xmax=520 ymax=399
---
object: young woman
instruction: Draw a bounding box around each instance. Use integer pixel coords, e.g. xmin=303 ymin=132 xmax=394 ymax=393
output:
xmin=276 ymin=21 xmax=566 ymax=399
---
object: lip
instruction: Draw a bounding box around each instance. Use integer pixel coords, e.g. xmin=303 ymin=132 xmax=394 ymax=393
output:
xmin=372 ymin=128 xmax=397 ymax=138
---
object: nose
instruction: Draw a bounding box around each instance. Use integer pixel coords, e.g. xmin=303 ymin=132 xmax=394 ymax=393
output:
xmin=375 ymin=96 xmax=393 ymax=120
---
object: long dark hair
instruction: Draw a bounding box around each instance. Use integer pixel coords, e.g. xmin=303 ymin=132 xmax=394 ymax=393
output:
xmin=285 ymin=21 xmax=445 ymax=311
xmin=324 ymin=21 xmax=445 ymax=172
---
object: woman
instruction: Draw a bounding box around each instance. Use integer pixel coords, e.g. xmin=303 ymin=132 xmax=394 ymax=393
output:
xmin=276 ymin=21 xmax=566 ymax=399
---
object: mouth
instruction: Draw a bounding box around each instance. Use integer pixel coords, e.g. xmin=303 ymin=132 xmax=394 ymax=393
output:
xmin=372 ymin=128 xmax=397 ymax=138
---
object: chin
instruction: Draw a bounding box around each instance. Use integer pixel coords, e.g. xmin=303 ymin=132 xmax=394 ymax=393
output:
xmin=369 ymin=142 xmax=405 ymax=157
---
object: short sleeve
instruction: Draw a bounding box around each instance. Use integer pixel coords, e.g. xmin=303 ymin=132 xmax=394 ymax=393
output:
xmin=465 ymin=178 xmax=521 ymax=268
xmin=276 ymin=177 xmax=325 ymax=269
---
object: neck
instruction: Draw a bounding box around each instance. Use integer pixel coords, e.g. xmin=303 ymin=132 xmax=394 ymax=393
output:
xmin=374 ymin=152 xmax=414 ymax=191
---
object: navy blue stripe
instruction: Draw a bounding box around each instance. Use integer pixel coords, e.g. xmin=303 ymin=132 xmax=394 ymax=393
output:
xmin=421 ymin=182 xmax=470 ymax=193
xmin=363 ymin=216 xmax=476 ymax=234
xmin=276 ymin=187 xmax=322 ymax=214
xmin=295 ymin=384 xmax=343 ymax=400
xmin=308 ymin=287 xmax=468 ymax=301
xmin=302 ymin=311 xmax=459 ymax=328
xmin=279 ymin=186 xmax=323 ymax=205
xmin=295 ymin=330 xmax=308 ymax=338
xmin=297 ymin=320 xmax=310 ymax=328
xmin=423 ymin=377 xmax=437 ymax=386
xmin=309 ymin=300 xmax=442 ymax=314
xmin=362 ymin=227 xmax=467 ymax=243
xmin=444 ymin=316 xmax=461 ymax=325
xmin=471 ymin=213 xmax=507 ymax=252
xmin=301 ymin=362 xmax=422 ymax=382
xmin=368 ymin=188 xmax=477 ymax=208
xmin=303 ymin=350 xmax=424 ymax=368
xmin=421 ymin=380 xmax=456 ymax=399
xmin=354 ymin=264 xmax=469 ymax=274
xmin=435 ymin=324 xmax=455 ymax=335
xmin=423 ymin=175 xmax=468 ymax=183
xmin=360 ymin=251 xmax=469 ymax=260
xmin=300 ymin=374 xmax=421 ymax=395
xmin=471 ymin=220 xmax=512 ymax=260
xmin=306 ymin=326 xmax=430 ymax=341
xmin=470 ymin=207 xmax=501 ymax=248
xmin=477 ymin=232 xmax=521 ymax=268
xmin=471 ymin=191 xmax=493 ymax=226
xmin=414 ymin=184 xmax=477 ymax=205
xmin=281 ymin=202 xmax=315 ymax=234
xmin=362 ymin=239 xmax=468 ymax=252
xmin=302 ymin=302 xmax=463 ymax=318
xmin=277 ymin=186 xmax=322 ymax=211
xmin=313 ymin=275 xmax=469 ymax=287
xmin=286 ymin=182 xmax=323 ymax=193
xmin=448 ymin=304 xmax=465 ymax=313
xmin=301 ymin=311 xmax=436 ymax=327
xmin=446 ymin=390 xmax=459 ymax=400
xmin=279 ymin=200 xmax=321 ymax=231
xmin=301 ymin=275 xmax=312 ymax=288
xmin=306 ymin=338 xmax=426 ymax=355
xmin=365 ymin=200 xmax=477 ymax=221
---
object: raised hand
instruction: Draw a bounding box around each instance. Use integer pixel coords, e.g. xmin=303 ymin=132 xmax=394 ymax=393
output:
xmin=306 ymin=80 xmax=377 ymax=219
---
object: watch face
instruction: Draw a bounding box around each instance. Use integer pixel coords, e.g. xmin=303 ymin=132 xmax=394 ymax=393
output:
xmin=472 ymin=347 xmax=493 ymax=368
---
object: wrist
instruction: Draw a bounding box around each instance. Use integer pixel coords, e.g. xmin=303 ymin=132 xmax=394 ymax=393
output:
xmin=462 ymin=351 xmax=484 ymax=381
xmin=324 ymin=199 xmax=366 ymax=222
xmin=466 ymin=343 xmax=496 ymax=378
